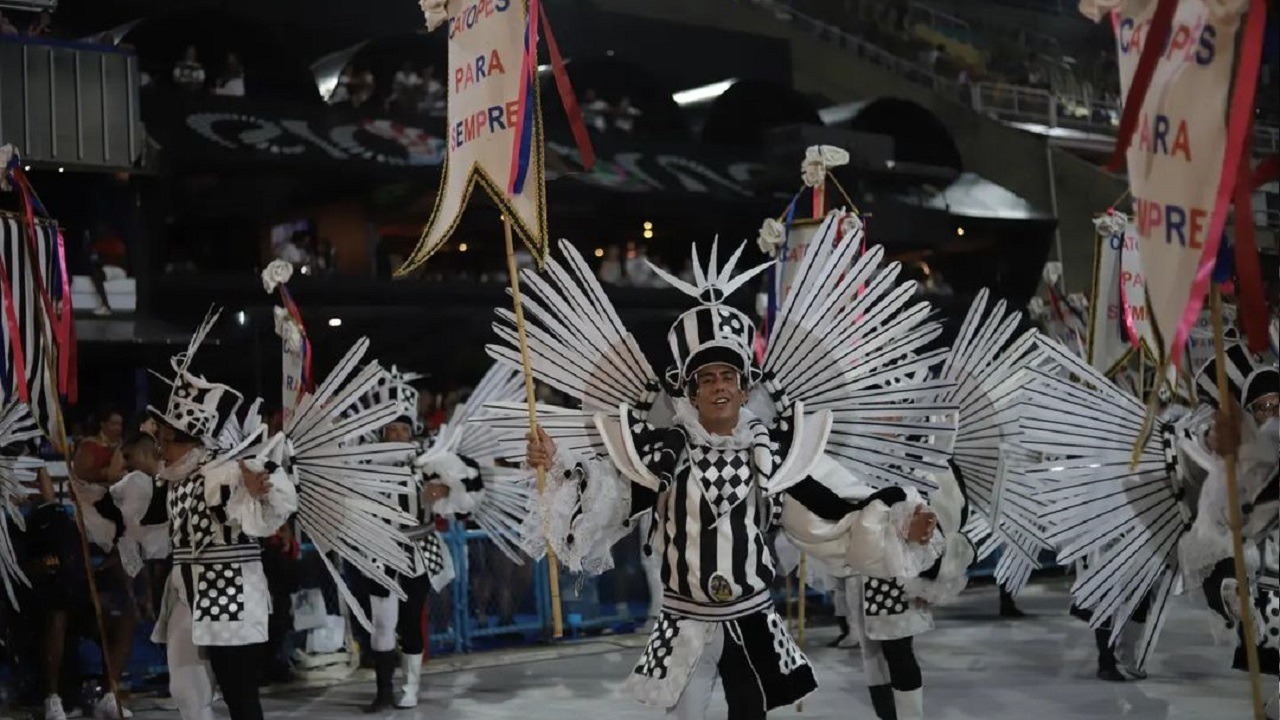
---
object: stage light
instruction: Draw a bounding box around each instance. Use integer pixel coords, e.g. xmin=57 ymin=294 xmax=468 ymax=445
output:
xmin=594 ymin=248 xmax=604 ymax=258
xmin=235 ymin=311 xmax=247 ymax=326
xmin=956 ymin=227 xmax=965 ymax=236
xmin=643 ymin=221 xmax=653 ymax=230
xmin=643 ymin=230 xmax=653 ymax=239
xmin=459 ymin=242 xmax=469 ymax=252
xmin=328 ymin=318 xmax=342 ymax=327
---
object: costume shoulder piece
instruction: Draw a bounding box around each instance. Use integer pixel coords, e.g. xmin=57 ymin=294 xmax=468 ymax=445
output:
xmin=937 ymin=289 xmax=1051 ymax=596
xmin=0 ymin=401 xmax=43 ymax=610
xmin=1014 ymin=337 xmax=1184 ymax=671
xmin=421 ymin=363 xmax=535 ymax=562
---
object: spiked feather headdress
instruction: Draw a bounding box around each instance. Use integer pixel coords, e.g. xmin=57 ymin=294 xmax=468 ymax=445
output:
xmin=148 ymin=308 xmax=243 ymax=443
xmin=648 ymin=239 xmax=771 ymax=389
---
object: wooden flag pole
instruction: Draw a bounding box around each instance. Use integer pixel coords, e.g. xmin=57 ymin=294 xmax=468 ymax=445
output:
xmin=52 ymin=411 xmax=125 ymax=719
xmin=1210 ymin=285 xmax=1265 ymax=720
xmin=503 ymin=216 xmax=564 ymax=639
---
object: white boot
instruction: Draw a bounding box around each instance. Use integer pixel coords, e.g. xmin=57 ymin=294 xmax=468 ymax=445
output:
xmin=94 ymin=693 xmax=134 ymax=719
xmin=44 ymin=695 xmax=68 ymax=720
xmin=394 ymin=653 xmax=423 ymax=708
xmin=1114 ymin=622 xmax=1148 ymax=680
xmin=894 ymin=688 xmax=924 ymax=720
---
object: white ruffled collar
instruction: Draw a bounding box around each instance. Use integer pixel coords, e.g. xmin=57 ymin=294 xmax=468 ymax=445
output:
xmin=157 ymin=446 xmax=208 ymax=483
xmin=672 ymin=398 xmax=761 ymax=450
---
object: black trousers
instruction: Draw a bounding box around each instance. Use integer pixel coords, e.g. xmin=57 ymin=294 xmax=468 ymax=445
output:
xmin=718 ymin=631 xmax=767 ymax=720
xmin=207 ymin=644 xmax=265 ymax=720
xmin=397 ymin=573 xmax=431 ymax=655
xmin=881 ymin=637 xmax=922 ymax=691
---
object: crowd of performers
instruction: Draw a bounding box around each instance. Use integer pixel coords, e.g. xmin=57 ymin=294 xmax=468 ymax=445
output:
xmin=0 ymin=214 xmax=1275 ymax=720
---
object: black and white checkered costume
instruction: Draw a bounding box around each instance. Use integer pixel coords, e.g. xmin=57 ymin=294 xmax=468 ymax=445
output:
xmin=542 ymin=402 xmax=942 ymax=713
xmin=151 ymin=448 xmax=295 ymax=648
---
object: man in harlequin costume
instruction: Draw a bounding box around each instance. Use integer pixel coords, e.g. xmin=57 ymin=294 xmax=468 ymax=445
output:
xmin=506 ymin=229 xmax=956 ymax=720
xmin=363 ymin=366 xmax=532 ymax=712
xmin=147 ymin=316 xmax=298 ymax=720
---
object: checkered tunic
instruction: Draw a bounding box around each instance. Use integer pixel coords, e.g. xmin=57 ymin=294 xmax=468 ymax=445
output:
xmin=155 ymin=450 xmax=287 ymax=648
xmin=657 ymin=437 xmax=780 ymax=605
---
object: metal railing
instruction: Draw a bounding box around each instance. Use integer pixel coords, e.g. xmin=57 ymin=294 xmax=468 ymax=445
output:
xmin=751 ymin=0 xmax=1280 ymax=156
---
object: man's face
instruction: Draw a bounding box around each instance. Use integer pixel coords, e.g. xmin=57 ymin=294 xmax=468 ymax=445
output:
xmin=155 ymin=424 xmax=192 ymax=465
xmin=102 ymin=413 xmax=124 ymax=443
xmin=1248 ymin=392 xmax=1280 ymax=427
xmin=384 ymin=422 xmax=413 ymax=443
xmin=691 ymin=364 xmax=745 ymax=430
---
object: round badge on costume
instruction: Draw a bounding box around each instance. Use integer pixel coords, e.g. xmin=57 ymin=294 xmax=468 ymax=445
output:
xmin=709 ymin=573 xmax=734 ymax=602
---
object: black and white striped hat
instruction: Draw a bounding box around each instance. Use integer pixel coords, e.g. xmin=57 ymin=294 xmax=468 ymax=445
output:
xmin=1194 ymin=341 xmax=1263 ymax=407
xmin=1243 ymin=366 xmax=1279 ymax=409
xmin=647 ymin=240 xmax=771 ymax=385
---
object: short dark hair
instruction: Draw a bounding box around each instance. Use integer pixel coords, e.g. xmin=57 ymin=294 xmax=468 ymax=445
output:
xmin=122 ymin=432 xmax=158 ymax=456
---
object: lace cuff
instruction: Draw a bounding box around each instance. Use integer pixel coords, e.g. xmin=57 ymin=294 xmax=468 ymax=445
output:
xmin=520 ymin=449 xmax=632 ymax=575
xmin=224 ymin=466 xmax=298 ymax=538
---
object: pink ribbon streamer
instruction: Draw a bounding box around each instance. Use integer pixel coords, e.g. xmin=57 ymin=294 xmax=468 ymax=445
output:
xmin=1168 ymin=0 xmax=1267 ymax=367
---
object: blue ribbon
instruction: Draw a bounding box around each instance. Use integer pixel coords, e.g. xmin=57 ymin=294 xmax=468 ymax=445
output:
xmin=508 ymin=21 xmax=537 ymax=195
xmin=765 ymin=191 xmax=803 ymax=330
xmin=1212 ymin=232 xmax=1234 ymax=284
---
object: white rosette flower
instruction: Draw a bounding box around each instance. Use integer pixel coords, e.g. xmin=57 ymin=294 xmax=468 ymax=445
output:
xmin=1093 ymin=211 xmax=1128 ymax=239
xmin=839 ymin=210 xmax=863 ymax=238
xmin=261 ymin=259 xmax=294 ymax=294
xmin=273 ymin=306 xmax=304 ymax=354
xmin=757 ymin=218 xmax=786 ymax=256
xmin=1067 ymin=293 xmax=1089 ymax=315
xmin=1027 ymin=296 xmax=1048 ymax=320
xmin=1041 ymin=261 xmax=1064 ymax=287
xmin=801 ymin=145 xmax=850 ymax=188
xmin=420 ymin=0 xmax=453 ymax=31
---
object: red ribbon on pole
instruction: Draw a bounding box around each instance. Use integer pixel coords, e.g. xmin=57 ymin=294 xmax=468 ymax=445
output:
xmin=0 ymin=252 xmax=29 ymax=403
xmin=13 ymin=172 xmax=70 ymax=391
xmin=55 ymin=228 xmax=78 ymax=403
xmin=540 ymin=5 xmax=595 ymax=172
xmin=1233 ymin=149 xmax=1277 ymax=355
xmin=1106 ymin=0 xmax=1178 ymax=173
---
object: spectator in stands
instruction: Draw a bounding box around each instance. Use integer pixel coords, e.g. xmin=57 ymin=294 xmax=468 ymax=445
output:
xmin=624 ymin=242 xmax=660 ymax=287
xmin=276 ymin=230 xmax=313 ymax=267
xmin=0 ymin=11 xmax=19 ymax=35
xmin=581 ymin=89 xmax=611 ymax=133
xmin=921 ymin=43 xmax=943 ymax=74
xmin=213 ymin=52 xmax=246 ymax=97
xmin=347 ymin=64 xmax=376 ymax=110
xmin=73 ymin=408 xmax=125 ymax=487
xmin=387 ymin=61 xmax=423 ymax=114
xmin=597 ymin=245 xmax=623 ymax=285
xmin=613 ymin=97 xmax=641 ymax=134
xmin=25 ymin=10 xmax=53 ymax=37
xmin=313 ymin=237 xmax=336 ymax=274
xmin=88 ymin=222 xmax=128 ymax=316
xmin=173 ymin=46 xmax=206 ymax=94
xmin=421 ymin=65 xmax=445 ymax=115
